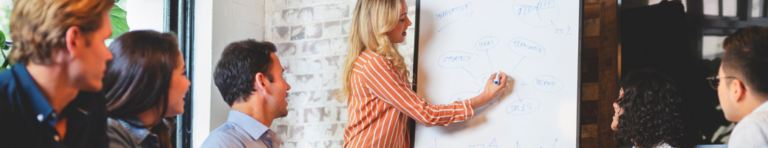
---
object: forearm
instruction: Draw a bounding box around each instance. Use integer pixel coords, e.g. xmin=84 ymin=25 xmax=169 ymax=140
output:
xmin=361 ymin=56 xmax=475 ymax=126
xmin=470 ymin=94 xmax=491 ymax=109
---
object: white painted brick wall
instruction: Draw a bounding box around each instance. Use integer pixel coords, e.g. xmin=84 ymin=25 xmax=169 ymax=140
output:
xmin=264 ymin=0 xmax=417 ymax=147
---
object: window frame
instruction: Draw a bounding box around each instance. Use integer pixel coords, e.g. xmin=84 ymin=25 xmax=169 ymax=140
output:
xmin=167 ymin=0 xmax=195 ymax=148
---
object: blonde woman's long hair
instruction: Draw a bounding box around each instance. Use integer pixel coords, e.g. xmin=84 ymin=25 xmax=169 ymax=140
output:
xmin=335 ymin=0 xmax=408 ymax=102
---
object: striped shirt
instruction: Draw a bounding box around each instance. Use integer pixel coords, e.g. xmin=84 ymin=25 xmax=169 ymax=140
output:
xmin=343 ymin=50 xmax=475 ymax=148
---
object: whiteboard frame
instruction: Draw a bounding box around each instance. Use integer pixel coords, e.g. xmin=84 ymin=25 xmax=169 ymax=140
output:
xmin=410 ymin=0 xmax=584 ymax=147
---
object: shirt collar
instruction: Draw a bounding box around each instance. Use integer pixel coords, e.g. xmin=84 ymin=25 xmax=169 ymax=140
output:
xmin=108 ymin=118 xmax=153 ymax=143
xmin=752 ymin=100 xmax=768 ymax=114
xmin=227 ymin=110 xmax=269 ymax=141
xmin=12 ymin=63 xmax=56 ymax=126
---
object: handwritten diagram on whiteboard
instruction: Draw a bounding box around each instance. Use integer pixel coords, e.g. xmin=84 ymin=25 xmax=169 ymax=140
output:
xmin=414 ymin=0 xmax=580 ymax=147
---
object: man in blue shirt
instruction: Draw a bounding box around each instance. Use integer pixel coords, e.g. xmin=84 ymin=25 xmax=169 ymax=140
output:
xmin=203 ymin=39 xmax=291 ymax=148
xmin=0 ymin=0 xmax=115 ymax=147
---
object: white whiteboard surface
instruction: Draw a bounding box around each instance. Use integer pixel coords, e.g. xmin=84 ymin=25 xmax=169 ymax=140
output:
xmin=414 ymin=0 xmax=580 ymax=147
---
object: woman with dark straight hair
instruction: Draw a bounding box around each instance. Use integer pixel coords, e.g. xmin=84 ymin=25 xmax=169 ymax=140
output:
xmin=102 ymin=30 xmax=190 ymax=148
xmin=612 ymin=70 xmax=694 ymax=148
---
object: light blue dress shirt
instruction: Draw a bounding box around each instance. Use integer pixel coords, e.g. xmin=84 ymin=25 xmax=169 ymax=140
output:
xmin=201 ymin=110 xmax=281 ymax=148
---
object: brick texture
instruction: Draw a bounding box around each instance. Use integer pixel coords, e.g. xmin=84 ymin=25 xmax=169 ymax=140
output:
xmin=263 ymin=0 xmax=417 ymax=147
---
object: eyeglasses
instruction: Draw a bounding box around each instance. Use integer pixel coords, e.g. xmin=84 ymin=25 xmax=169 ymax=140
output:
xmin=706 ymin=75 xmax=737 ymax=90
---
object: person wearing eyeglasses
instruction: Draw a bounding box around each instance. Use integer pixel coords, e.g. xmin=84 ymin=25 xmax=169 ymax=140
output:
xmin=708 ymin=26 xmax=768 ymax=147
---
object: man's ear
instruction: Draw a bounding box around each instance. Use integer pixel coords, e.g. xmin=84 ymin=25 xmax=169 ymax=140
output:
xmin=731 ymin=79 xmax=747 ymax=103
xmin=253 ymin=73 xmax=268 ymax=95
xmin=64 ymin=26 xmax=83 ymax=59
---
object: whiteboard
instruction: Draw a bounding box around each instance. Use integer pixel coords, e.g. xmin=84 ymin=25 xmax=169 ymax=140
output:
xmin=413 ymin=0 xmax=581 ymax=147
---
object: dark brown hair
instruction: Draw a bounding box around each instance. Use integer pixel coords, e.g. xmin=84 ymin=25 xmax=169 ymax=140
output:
xmin=214 ymin=39 xmax=277 ymax=106
xmin=9 ymin=0 xmax=114 ymax=64
xmin=722 ymin=26 xmax=768 ymax=96
xmin=102 ymin=30 xmax=180 ymax=148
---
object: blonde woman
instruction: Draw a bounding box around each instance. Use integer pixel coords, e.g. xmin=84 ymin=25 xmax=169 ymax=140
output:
xmin=337 ymin=0 xmax=508 ymax=147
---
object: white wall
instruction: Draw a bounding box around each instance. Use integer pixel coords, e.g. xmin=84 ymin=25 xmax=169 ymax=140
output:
xmin=193 ymin=0 xmax=266 ymax=148
xmin=192 ymin=0 xmax=212 ymax=147
xmin=126 ymin=0 xmax=166 ymax=32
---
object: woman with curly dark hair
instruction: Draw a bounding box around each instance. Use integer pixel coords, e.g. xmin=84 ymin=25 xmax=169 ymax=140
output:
xmin=612 ymin=70 xmax=694 ymax=148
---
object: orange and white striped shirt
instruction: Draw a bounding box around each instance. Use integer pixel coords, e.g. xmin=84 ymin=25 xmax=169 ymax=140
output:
xmin=343 ymin=50 xmax=475 ymax=148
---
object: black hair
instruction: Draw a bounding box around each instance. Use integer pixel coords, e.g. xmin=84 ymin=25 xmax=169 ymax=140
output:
xmin=214 ymin=39 xmax=277 ymax=106
xmin=615 ymin=70 xmax=693 ymax=148
xmin=102 ymin=30 xmax=180 ymax=148
xmin=722 ymin=26 xmax=768 ymax=96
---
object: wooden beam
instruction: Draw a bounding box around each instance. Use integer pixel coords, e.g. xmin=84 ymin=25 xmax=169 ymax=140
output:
xmin=597 ymin=0 xmax=619 ymax=147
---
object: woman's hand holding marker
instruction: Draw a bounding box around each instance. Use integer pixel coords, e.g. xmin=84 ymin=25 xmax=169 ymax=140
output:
xmin=470 ymin=72 xmax=508 ymax=109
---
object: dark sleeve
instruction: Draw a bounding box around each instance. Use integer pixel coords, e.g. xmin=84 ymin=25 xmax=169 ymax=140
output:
xmin=0 ymin=89 xmax=9 ymax=145
xmin=0 ymin=81 xmax=40 ymax=147
xmin=86 ymin=92 xmax=109 ymax=148
xmin=91 ymin=93 xmax=109 ymax=148
xmin=62 ymin=92 xmax=109 ymax=148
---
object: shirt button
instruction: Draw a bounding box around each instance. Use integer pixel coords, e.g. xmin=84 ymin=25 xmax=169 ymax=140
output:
xmin=53 ymin=135 xmax=60 ymax=141
xmin=37 ymin=114 xmax=44 ymax=122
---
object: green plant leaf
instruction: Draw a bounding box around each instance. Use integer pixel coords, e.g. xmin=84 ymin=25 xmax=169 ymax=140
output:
xmin=0 ymin=30 xmax=6 ymax=49
xmin=109 ymin=5 xmax=129 ymax=39
xmin=0 ymin=30 xmax=7 ymax=70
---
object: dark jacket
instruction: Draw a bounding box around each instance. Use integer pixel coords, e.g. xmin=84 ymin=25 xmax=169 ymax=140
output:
xmin=0 ymin=63 xmax=108 ymax=148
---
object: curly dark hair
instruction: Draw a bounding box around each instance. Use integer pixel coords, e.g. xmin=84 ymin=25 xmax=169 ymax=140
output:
xmin=615 ymin=70 xmax=693 ymax=148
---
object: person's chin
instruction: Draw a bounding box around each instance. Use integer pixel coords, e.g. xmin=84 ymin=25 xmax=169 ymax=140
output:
xmin=724 ymin=114 xmax=740 ymax=122
xmin=82 ymin=82 xmax=103 ymax=92
xmin=278 ymin=109 xmax=289 ymax=117
xmin=174 ymin=108 xmax=185 ymax=116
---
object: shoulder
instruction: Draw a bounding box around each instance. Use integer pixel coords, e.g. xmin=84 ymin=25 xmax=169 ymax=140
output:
xmin=729 ymin=110 xmax=768 ymax=147
xmin=202 ymin=122 xmax=249 ymax=147
xmin=207 ymin=122 xmax=242 ymax=137
xmin=0 ymin=69 xmax=15 ymax=100
xmin=107 ymin=118 xmax=127 ymax=132
xmin=656 ymin=143 xmax=673 ymax=148
xmin=359 ymin=51 xmax=390 ymax=64
xmin=0 ymin=69 xmax=13 ymax=86
xmin=0 ymin=69 xmax=18 ymax=121
xmin=106 ymin=118 xmax=137 ymax=147
xmin=106 ymin=118 xmax=136 ymax=141
xmin=358 ymin=50 xmax=395 ymax=71
xmin=737 ymin=107 xmax=768 ymax=130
